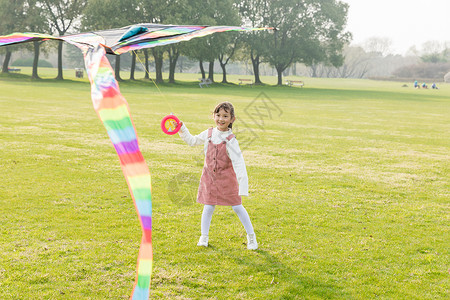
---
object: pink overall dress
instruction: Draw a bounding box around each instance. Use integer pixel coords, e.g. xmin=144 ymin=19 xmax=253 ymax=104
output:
xmin=197 ymin=128 xmax=241 ymax=206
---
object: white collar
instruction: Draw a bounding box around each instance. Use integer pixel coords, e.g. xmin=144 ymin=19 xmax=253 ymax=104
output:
xmin=215 ymin=127 xmax=232 ymax=134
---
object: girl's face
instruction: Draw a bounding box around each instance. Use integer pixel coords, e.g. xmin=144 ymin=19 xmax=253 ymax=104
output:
xmin=214 ymin=108 xmax=235 ymax=131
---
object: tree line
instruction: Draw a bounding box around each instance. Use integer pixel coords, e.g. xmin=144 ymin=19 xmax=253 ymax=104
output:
xmin=0 ymin=0 xmax=351 ymax=85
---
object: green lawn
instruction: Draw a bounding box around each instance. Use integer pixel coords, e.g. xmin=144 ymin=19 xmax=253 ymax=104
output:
xmin=0 ymin=71 xmax=448 ymax=299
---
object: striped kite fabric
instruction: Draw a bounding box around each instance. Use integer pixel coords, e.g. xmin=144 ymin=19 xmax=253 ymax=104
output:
xmin=0 ymin=23 xmax=270 ymax=54
xmin=83 ymin=45 xmax=153 ymax=299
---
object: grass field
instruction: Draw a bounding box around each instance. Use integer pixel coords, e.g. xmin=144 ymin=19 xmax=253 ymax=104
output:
xmin=0 ymin=69 xmax=449 ymax=299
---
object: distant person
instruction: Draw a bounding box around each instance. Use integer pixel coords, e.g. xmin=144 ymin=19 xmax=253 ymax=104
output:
xmin=414 ymin=81 xmax=420 ymax=88
xmin=178 ymin=102 xmax=258 ymax=250
xmin=422 ymin=83 xmax=428 ymax=89
xmin=432 ymin=83 xmax=439 ymax=89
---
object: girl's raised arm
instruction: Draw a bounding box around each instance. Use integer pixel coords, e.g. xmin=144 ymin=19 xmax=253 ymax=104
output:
xmin=178 ymin=123 xmax=207 ymax=147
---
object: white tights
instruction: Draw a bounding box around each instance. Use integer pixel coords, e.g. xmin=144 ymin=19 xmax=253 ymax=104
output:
xmin=201 ymin=204 xmax=255 ymax=236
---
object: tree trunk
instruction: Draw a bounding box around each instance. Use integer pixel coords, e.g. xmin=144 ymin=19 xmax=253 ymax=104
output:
xmin=152 ymin=49 xmax=163 ymax=83
xmin=2 ymin=49 xmax=11 ymax=73
xmin=56 ymin=40 xmax=64 ymax=80
xmin=276 ymin=65 xmax=283 ymax=85
xmin=168 ymin=58 xmax=177 ymax=83
xmin=217 ymin=39 xmax=237 ymax=84
xmin=208 ymin=60 xmax=214 ymax=82
xmin=220 ymin=61 xmax=227 ymax=83
xmin=168 ymin=47 xmax=179 ymax=83
xmin=143 ymin=49 xmax=150 ymax=80
xmin=310 ymin=64 xmax=318 ymax=77
xmin=115 ymin=55 xmax=122 ymax=81
xmin=199 ymin=60 xmax=205 ymax=79
xmin=130 ymin=51 xmax=136 ymax=80
xmin=155 ymin=57 xmax=163 ymax=83
xmin=32 ymin=41 xmax=40 ymax=79
xmin=250 ymin=50 xmax=262 ymax=84
xmin=252 ymin=61 xmax=261 ymax=84
xmin=178 ymin=56 xmax=183 ymax=73
xmin=218 ymin=54 xmax=228 ymax=83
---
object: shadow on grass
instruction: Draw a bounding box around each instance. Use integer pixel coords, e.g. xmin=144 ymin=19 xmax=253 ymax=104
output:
xmin=214 ymin=247 xmax=350 ymax=299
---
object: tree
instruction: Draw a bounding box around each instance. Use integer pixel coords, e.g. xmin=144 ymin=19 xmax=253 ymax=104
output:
xmin=183 ymin=37 xmax=212 ymax=80
xmin=263 ymin=0 xmax=350 ymax=85
xmin=246 ymin=32 xmax=268 ymax=84
xmin=0 ymin=0 xmax=49 ymax=78
xmin=0 ymin=0 xmax=26 ymax=73
xmin=180 ymin=0 xmax=212 ymax=79
xmin=163 ymin=0 xmax=193 ymax=83
xmin=393 ymin=62 xmax=450 ymax=79
xmin=218 ymin=34 xmax=240 ymax=83
xmin=167 ymin=46 xmax=180 ymax=83
xmin=142 ymin=49 xmax=150 ymax=80
xmin=242 ymin=0 xmax=350 ymax=85
xmin=26 ymin=0 xmax=51 ymax=79
xmin=137 ymin=0 xmax=173 ymax=82
xmin=310 ymin=45 xmax=420 ymax=79
xmin=362 ymin=37 xmax=393 ymax=57
xmin=420 ymin=41 xmax=448 ymax=63
xmin=130 ymin=51 xmax=137 ymax=80
xmin=138 ymin=0 xmax=172 ymax=83
xmin=209 ymin=0 xmax=240 ymax=82
xmin=151 ymin=48 xmax=164 ymax=83
xmin=204 ymin=33 xmax=238 ymax=82
xmin=310 ymin=45 xmax=371 ymax=78
xmin=391 ymin=41 xmax=449 ymax=79
xmin=182 ymin=0 xmax=240 ymax=82
xmin=82 ymin=0 xmax=141 ymax=81
xmin=236 ymin=0 xmax=271 ymax=84
xmin=41 ymin=0 xmax=87 ymax=80
xmin=334 ymin=46 xmax=371 ymax=78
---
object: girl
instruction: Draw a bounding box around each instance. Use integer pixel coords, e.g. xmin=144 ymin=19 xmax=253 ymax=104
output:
xmin=178 ymin=102 xmax=258 ymax=250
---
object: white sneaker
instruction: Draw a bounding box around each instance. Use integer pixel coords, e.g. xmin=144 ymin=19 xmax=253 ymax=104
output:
xmin=247 ymin=233 xmax=258 ymax=250
xmin=197 ymin=235 xmax=208 ymax=247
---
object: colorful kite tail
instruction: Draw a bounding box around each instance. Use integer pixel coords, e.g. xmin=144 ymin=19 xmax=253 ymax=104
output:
xmin=83 ymin=45 xmax=153 ymax=300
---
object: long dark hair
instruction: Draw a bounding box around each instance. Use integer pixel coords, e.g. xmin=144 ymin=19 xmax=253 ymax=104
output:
xmin=213 ymin=102 xmax=235 ymax=129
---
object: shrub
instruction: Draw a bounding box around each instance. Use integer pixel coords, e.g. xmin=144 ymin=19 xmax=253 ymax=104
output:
xmin=392 ymin=62 xmax=450 ymax=79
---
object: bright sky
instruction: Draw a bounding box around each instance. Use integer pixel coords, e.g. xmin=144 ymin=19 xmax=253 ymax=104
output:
xmin=341 ymin=0 xmax=450 ymax=55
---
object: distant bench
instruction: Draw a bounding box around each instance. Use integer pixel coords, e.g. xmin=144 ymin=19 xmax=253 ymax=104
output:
xmin=286 ymin=80 xmax=304 ymax=88
xmin=8 ymin=68 xmax=21 ymax=73
xmin=199 ymin=78 xmax=212 ymax=88
xmin=238 ymin=78 xmax=253 ymax=87
xmin=75 ymin=68 xmax=84 ymax=78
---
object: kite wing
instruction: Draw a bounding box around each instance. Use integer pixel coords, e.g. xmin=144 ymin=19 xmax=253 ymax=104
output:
xmin=0 ymin=32 xmax=59 ymax=46
xmin=0 ymin=23 xmax=270 ymax=55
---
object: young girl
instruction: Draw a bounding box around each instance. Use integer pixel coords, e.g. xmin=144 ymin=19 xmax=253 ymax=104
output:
xmin=178 ymin=102 xmax=258 ymax=250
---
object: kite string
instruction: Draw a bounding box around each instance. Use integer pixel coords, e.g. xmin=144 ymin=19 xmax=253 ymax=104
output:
xmin=133 ymin=50 xmax=176 ymax=114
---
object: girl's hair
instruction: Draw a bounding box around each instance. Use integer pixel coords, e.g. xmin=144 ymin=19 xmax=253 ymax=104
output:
xmin=213 ymin=102 xmax=235 ymax=129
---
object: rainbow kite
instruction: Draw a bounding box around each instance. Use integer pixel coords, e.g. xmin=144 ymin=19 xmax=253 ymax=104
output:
xmin=0 ymin=24 xmax=269 ymax=54
xmin=0 ymin=23 xmax=270 ymax=299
